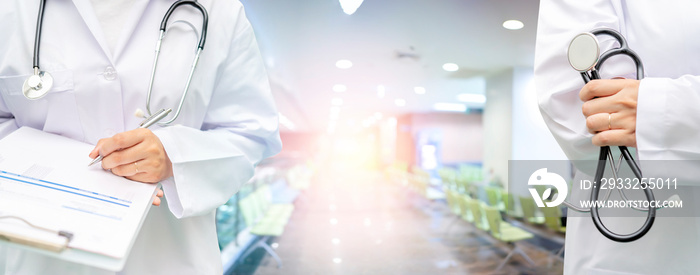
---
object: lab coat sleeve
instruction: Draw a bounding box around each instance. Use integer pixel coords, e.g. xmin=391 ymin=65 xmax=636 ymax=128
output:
xmin=152 ymin=6 xmax=282 ymax=218
xmin=535 ymin=0 xmax=623 ymax=161
xmin=636 ymin=76 xmax=700 ymax=160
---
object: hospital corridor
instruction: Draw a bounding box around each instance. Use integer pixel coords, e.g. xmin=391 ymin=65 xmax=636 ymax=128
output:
xmin=223 ymin=154 xmax=566 ymax=274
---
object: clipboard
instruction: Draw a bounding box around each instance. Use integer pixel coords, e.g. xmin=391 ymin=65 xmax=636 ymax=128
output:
xmin=0 ymin=127 xmax=160 ymax=271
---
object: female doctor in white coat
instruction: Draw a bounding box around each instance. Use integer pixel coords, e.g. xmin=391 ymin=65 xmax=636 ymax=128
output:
xmin=536 ymin=0 xmax=700 ymax=274
xmin=0 ymin=0 xmax=281 ymax=274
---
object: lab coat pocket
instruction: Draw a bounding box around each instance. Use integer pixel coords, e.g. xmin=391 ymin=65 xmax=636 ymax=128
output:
xmin=0 ymin=71 xmax=84 ymax=141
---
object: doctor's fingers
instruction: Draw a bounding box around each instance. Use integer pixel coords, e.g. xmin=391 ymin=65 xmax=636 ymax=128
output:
xmin=581 ymin=93 xmax=638 ymax=118
xmin=592 ymin=129 xmax=637 ymax=147
xmin=579 ymin=79 xmax=638 ymax=101
xmin=585 ymin=112 xmax=636 ymax=134
xmin=90 ymin=128 xmax=151 ymax=159
xmin=100 ymin=141 xmax=153 ymax=170
xmin=112 ymin=157 xmax=167 ymax=183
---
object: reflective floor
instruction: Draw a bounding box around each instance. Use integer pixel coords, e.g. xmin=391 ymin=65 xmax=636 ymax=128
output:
xmin=231 ymin=162 xmax=564 ymax=275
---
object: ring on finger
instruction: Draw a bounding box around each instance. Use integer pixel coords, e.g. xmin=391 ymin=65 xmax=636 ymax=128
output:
xmin=134 ymin=162 xmax=139 ymax=173
xmin=608 ymin=113 xmax=612 ymax=130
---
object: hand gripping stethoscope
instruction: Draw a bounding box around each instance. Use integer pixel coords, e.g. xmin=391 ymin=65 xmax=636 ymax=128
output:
xmin=565 ymin=28 xmax=657 ymax=243
xmin=23 ymin=0 xmax=208 ymax=126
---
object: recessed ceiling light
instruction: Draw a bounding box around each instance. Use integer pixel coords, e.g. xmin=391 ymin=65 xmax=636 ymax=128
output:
xmin=433 ymin=103 xmax=467 ymax=112
xmin=414 ymin=87 xmax=426 ymax=95
xmin=503 ymin=20 xmax=524 ymax=30
xmin=339 ymin=0 xmax=364 ymax=15
xmin=394 ymin=99 xmax=406 ymax=106
xmin=336 ymin=59 xmax=353 ymax=69
xmin=442 ymin=63 xmax=459 ymax=72
xmin=457 ymin=93 xmax=486 ymax=103
xmin=377 ymin=85 xmax=386 ymax=98
xmin=333 ymin=84 xmax=347 ymax=92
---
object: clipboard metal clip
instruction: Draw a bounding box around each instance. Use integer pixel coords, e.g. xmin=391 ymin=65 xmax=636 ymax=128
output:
xmin=0 ymin=215 xmax=73 ymax=252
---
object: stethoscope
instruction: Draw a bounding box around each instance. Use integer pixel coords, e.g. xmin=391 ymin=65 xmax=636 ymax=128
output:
xmin=565 ymin=28 xmax=656 ymax=243
xmin=23 ymin=0 xmax=208 ymax=126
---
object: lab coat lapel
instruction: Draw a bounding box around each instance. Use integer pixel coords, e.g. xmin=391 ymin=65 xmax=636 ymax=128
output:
xmin=112 ymin=0 xmax=151 ymax=60
xmin=70 ymin=0 xmax=112 ymax=62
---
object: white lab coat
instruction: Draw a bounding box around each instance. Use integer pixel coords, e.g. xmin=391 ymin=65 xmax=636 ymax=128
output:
xmin=536 ymin=1 xmax=700 ymax=274
xmin=0 ymin=0 xmax=281 ymax=274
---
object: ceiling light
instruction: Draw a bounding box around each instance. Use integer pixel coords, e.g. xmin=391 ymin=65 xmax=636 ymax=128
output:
xmin=433 ymin=103 xmax=467 ymax=112
xmin=394 ymin=99 xmax=406 ymax=107
xmin=339 ymin=0 xmax=364 ymax=15
xmin=388 ymin=117 xmax=397 ymax=126
xmin=503 ymin=20 xmax=524 ymax=30
xmin=442 ymin=63 xmax=459 ymax=72
xmin=374 ymin=112 xmax=383 ymax=119
xmin=333 ymin=84 xmax=347 ymax=93
xmin=332 ymin=98 xmax=344 ymax=106
xmin=333 ymin=258 xmax=343 ymax=264
xmin=414 ymin=87 xmax=426 ymax=95
xmin=457 ymin=93 xmax=486 ymax=103
xmin=377 ymin=85 xmax=386 ymax=98
xmin=336 ymin=59 xmax=353 ymax=69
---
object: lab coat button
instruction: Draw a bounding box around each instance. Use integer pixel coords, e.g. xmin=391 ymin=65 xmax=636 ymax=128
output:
xmin=103 ymin=66 xmax=117 ymax=81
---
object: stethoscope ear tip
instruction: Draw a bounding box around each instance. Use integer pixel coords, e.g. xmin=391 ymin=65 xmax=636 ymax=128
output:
xmin=134 ymin=108 xmax=146 ymax=118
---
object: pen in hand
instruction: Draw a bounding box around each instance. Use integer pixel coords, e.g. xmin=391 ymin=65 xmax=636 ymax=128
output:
xmin=88 ymin=108 xmax=172 ymax=167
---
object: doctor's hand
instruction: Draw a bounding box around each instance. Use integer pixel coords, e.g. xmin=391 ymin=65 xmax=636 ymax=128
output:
xmin=580 ymin=79 xmax=640 ymax=147
xmin=89 ymin=128 xmax=174 ymax=184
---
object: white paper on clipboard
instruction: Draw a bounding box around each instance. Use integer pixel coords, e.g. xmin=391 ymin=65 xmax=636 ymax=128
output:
xmin=0 ymin=127 xmax=159 ymax=271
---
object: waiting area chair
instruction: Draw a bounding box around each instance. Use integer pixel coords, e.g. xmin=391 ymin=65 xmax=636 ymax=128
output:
xmin=238 ymin=186 xmax=295 ymax=268
xmin=519 ymin=196 xmax=545 ymax=225
xmin=482 ymin=204 xmax=536 ymax=271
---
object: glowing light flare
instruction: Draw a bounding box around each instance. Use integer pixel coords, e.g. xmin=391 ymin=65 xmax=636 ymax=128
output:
xmin=442 ymin=63 xmax=459 ymax=72
xmin=339 ymin=0 xmax=364 ymax=15
xmin=503 ymin=19 xmax=524 ymax=30
xmin=336 ymin=59 xmax=353 ymax=69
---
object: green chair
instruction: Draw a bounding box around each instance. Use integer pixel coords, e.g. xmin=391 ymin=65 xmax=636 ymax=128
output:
xmin=456 ymin=194 xmax=474 ymax=223
xmin=238 ymin=194 xmax=286 ymax=268
xmin=502 ymin=191 xmax=522 ymax=218
xmin=466 ymin=197 xmax=489 ymax=231
xmin=540 ymin=206 xmax=566 ymax=234
xmin=485 ymin=187 xmax=504 ymax=210
xmin=482 ymin=204 xmax=536 ymax=271
xmin=254 ymin=185 xmax=294 ymax=219
xmin=519 ymin=196 xmax=545 ymax=224
xmin=445 ymin=190 xmax=461 ymax=216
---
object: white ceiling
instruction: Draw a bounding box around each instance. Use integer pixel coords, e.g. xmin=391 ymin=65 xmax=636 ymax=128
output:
xmin=239 ymin=0 xmax=540 ymax=132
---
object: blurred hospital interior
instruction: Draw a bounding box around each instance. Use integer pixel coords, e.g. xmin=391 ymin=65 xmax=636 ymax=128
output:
xmin=214 ymin=0 xmax=571 ymax=274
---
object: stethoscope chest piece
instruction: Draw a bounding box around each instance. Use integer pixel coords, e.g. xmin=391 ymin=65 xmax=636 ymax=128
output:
xmin=22 ymin=71 xmax=53 ymax=100
xmin=567 ymin=32 xmax=600 ymax=72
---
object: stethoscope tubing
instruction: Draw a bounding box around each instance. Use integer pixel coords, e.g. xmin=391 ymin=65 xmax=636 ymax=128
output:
xmin=580 ymin=28 xmax=656 ymax=242
xmin=33 ymin=0 xmax=47 ymax=70
xmin=30 ymin=0 xmax=209 ymax=125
